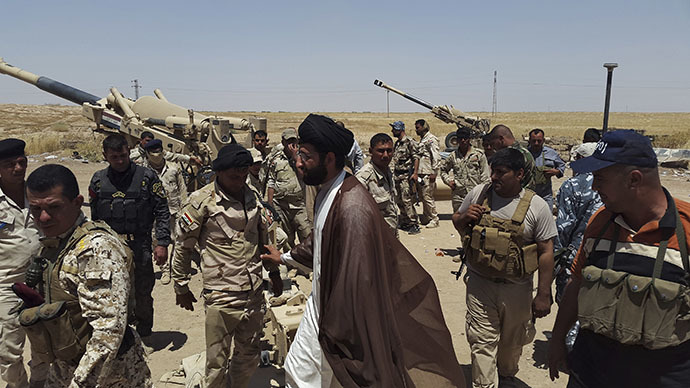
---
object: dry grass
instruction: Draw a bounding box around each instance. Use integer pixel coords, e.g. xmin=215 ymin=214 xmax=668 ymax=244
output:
xmin=2 ymin=104 xmax=690 ymax=159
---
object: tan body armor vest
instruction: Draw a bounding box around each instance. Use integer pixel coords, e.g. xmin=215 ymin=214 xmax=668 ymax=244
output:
xmin=19 ymin=220 xmax=132 ymax=364
xmin=463 ymin=185 xmax=539 ymax=279
xmin=578 ymin=206 xmax=690 ymax=350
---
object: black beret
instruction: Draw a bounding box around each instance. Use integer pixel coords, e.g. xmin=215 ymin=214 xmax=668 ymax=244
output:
xmin=456 ymin=127 xmax=472 ymax=139
xmin=212 ymin=144 xmax=252 ymax=171
xmin=0 ymin=138 xmax=26 ymax=160
xmin=144 ymin=139 xmax=163 ymax=150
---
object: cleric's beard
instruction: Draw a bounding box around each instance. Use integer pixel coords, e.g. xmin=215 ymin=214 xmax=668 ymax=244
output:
xmin=302 ymin=163 xmax=328 ymax=186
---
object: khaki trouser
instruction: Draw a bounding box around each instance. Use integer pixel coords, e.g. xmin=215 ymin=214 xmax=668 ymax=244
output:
xmin=417 ymin=175 xmax=439 ymax=224
xmin=451 ymin=189 xmax=467 ymax=214
xmin=0 ymin=292 xmax=48 ymax=387
xmin=154 ymin=213 xmax=178 ymax=279
xmin=394 ymin=175 xmax=419 ymax=227
xmin=204 ymin=295 xmax=263 ymax=388
xmin=275 ymin=199 xmax=312 ymax=248
xmin=0 ymin=294 xmax=28 ymax=388
xmin=465 ymin=272 xmax=535 ymax=388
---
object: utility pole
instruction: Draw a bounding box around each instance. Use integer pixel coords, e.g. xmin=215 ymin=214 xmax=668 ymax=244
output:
xmin=491 ymin=70 xmax=497 ymax=117
xmin=131 ymin=79 xmax=141 ymax=99
xmin=387 ymin=90 xmax=390 ymax=118
xmin=602 ymin=63 xmax=618 ymax=133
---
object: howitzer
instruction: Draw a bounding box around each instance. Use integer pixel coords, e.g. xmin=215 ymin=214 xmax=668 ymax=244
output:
xmin=0 ymin=57 xmax=263 ymax=189
xmin=374 ymin=79 xmax=490 ymax=149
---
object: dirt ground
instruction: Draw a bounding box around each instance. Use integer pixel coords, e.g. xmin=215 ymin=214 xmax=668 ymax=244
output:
xmin=7 ymin=155 xmax=690 ymax=388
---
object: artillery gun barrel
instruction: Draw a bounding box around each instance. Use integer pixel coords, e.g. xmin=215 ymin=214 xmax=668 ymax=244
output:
xmin=109 ymin=87 xmax=137 ymax=119
xmin=0 ymin=58 xmax=100 ymax=106
xmin=373 ymin=79 xmax=434 ymax=110
xmin=153 ymin=89 xmax=168 ymax=102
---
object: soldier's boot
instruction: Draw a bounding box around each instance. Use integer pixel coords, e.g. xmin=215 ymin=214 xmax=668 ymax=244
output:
xmin=426 ymin=220 xmax=440 ymax=228
xmin=407 ymin=225 xmax=421 ymax=235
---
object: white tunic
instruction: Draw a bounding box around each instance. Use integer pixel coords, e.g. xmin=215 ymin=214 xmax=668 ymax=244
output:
xmin=282 ymin=170 xmax=346 ymax=388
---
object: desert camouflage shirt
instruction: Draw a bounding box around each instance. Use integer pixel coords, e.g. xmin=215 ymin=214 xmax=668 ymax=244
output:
xmin=266 ymin=151 xmax=305 ymax=209
xmin=42 ymin=213 xmax=144 ymax=387
xmin=130 ymin=144 xmax=191 ymax=166
xmin=440 ymin=146 xmax=490 ymax=199
xmin=259 ymin=143 xmax=284 ymax=192
xmin=0 ymin=185 xmax=40 ymax=286
xmin=247 ymin=173 xmax=262 ymax=197
xmin=173 ymin=183 xmax=278 ymax=303
xmin=554 ymin=172 xmax=603 ymax=262
xmin=391 ymin=135 xmax=418 ymax=177
xmin=416 ymin=132 xmax=441 ymax=175
xmin=143 ymin=161 xmax=188 ymax=216
xmin=355 ymin=162 xmax=398 ymax=231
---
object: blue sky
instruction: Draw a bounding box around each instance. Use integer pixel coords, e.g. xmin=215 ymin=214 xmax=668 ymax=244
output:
xmin=1 ymin=0 xmax=688 ymax=112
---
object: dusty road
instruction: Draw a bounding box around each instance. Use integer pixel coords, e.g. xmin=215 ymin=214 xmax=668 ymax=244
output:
xmin=9 ymin=156 xmax=690 ymax=388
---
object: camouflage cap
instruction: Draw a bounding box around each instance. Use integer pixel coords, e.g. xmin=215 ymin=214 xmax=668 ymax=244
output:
xmin=281 ymin=128 xmax=298 ymax=140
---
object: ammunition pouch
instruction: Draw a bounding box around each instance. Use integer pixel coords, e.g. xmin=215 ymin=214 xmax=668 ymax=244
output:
xmin=464 ymin=226 xmax=538 ymax=279
xmin=464 ymin=186 xmax=539 ymax=280
xmin=19 ymin=301 xmax=91 ymax=364
xmin=578 ymin=267 xmax=690 ymax=349
xmin=534 ymin=165 xmax=549 ymax=187
xmin=578 ymin=202 xmax=690 ymax=350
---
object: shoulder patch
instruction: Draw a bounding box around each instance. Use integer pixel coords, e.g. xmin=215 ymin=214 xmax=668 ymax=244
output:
xmin=152 ymin=182 xmax=166 ymax=198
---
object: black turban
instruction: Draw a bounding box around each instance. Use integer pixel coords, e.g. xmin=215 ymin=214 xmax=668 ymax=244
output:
xmin=0 ymin=138 xmax=26 ymax=160
xmin=298 ymin=114 xmax=354 ymax=157
xmin=212 ymin=144 xmax=252 ymax=171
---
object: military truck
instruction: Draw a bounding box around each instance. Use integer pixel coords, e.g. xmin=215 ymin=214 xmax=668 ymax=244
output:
xmin=0 ymin=57 xmax=264 ymax=188
xmin=374 ymin=79 xmax=490 ymax=150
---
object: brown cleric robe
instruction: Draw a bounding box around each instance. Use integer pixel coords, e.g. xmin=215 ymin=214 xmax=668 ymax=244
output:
xmin=290 ymin=175 xmax=465 ymax=388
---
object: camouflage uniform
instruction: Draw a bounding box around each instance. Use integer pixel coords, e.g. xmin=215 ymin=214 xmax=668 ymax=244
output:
xmin=416 ymin=131 xmax=441 ymax=225
xmin=509 ymin=142 xmax=537 ymax=191
xmin=246 ymin=172 xmax=262 ymax=196
xmin=143 ymin=159 xmax=188 ymax=282
xmin=266 ymin=151 xmax=311 ymax=247
xmin=41 ymin=214 xmax=152 ymax=388
xmin=258 ymin=143 xmax=283 ymax=195
xmin=391 ymin=135 xmax=419 ymax=228
xmin=173 ymin=183 xmax=278 ymax=388
xmin=0 ymin=186 xmax=46 ymax=387
xmin=355 ymin=161 xmax=399 ymax=235
xmin=554 ymin=172 xmax=603 ymax=302
xmin=440 ymin=146 xmax=490 ymax=212
xmin=89 ymin=164 xmax=171 ymax=336
xmin=130 ymin=144 xmax=191 ymax=166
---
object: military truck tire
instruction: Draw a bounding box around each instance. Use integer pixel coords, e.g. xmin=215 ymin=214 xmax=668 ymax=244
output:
xmin=445 ymin=132 xmax=459 ymax=150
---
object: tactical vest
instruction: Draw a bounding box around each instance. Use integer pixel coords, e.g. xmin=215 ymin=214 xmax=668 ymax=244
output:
xmin=578 ymin=208 xmax=690 ymax=350
xmin=533 ymin=149 xmax=550 ymax=187
xmin=18 ymin=220 xmax=133 ymax=364
xmin=463 ymin=185 xmax=539 ymax=279
xmin=95 ymin=167 xmax=152 ymax=235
